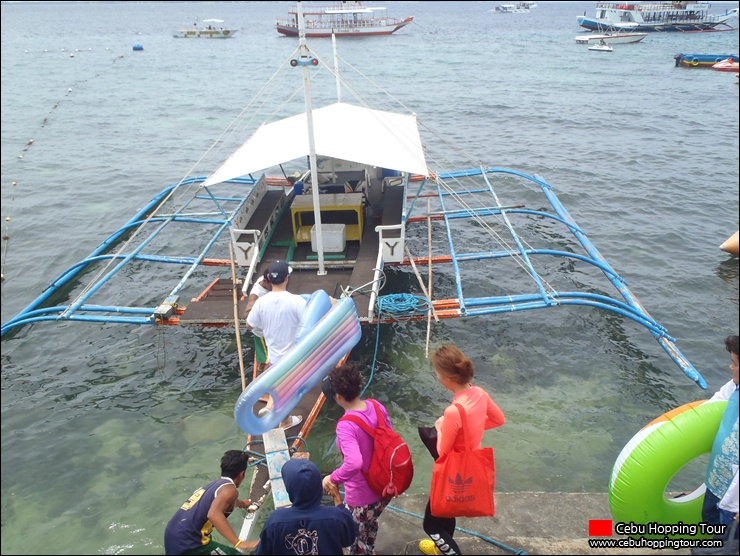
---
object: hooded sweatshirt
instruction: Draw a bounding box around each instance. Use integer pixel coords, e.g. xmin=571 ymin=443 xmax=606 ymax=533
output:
xmin=256 ymin=459 xmax=357 ymax=555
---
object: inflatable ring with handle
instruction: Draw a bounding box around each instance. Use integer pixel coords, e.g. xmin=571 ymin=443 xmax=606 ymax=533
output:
xmin=608 ymin=399 xmax=727 ymax=539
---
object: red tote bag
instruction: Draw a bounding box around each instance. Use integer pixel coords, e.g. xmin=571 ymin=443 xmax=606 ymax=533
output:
xmin=430 ymin=403 xmax=496 ymax=518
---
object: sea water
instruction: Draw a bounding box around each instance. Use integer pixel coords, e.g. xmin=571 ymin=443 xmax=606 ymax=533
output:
xmin=1 ymin=1 xmax=738 ymax=553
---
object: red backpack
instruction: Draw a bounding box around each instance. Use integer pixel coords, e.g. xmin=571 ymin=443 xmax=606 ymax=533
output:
xmin=339 ymin=399 xmax=414 ymax=499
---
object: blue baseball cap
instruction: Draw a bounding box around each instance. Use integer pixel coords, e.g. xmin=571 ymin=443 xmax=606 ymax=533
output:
xmin=266 ymin=260 xmax=292 ymax=284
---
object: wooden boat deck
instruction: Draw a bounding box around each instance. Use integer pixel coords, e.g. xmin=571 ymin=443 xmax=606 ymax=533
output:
xmin=181 ymin=185 xmax=406 ymax=325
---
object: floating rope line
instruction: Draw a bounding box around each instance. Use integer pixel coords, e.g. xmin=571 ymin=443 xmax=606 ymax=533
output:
xmin=1 ymin=182 xmax=17 ymax=282
xmin=2 ymin=50 xmax=139 ymax=284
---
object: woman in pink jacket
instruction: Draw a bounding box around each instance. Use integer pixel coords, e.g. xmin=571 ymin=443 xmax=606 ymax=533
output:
xmin=321 ymin=362 xmax=393 ymax=555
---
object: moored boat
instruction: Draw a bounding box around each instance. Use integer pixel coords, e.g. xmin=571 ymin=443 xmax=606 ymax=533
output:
xmin=174 ymin=19 xmax=237 ymax=39
xmin=712 ymin=58 xmax=740 ymax=72
xmin=577 ymin=2 xmax=739 ymax=32
xmin=276 ymin=1 xmax=413 ymax=37
xmin=589 ymin=42 xmax=614 ymax=52
xmin=674 ymin=53 xmax=739 ymax=68
xmin=493 ymin=2 xmax=535 ymax=13
xmin=575 ymin=31 xmax=647 ymax=44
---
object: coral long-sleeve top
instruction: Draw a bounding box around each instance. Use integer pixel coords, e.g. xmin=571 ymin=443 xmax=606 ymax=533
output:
xmin=436 ymin=385 xmax=505 ymax=456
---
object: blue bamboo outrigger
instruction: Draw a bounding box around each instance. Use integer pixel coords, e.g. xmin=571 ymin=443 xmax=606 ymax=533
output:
xmin=0 ymin=165 xmax=706 ymax=390
xmin=1 ymin=3 xmax=706 ymax=395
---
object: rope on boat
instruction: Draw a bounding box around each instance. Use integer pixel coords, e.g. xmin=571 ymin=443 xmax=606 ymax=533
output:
xmin=376 ymin=293 xmax=432 ymax=319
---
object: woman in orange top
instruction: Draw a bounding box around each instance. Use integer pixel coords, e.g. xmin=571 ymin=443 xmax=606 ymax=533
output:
xmin=419 ymin=345 xmax=506 ymax=556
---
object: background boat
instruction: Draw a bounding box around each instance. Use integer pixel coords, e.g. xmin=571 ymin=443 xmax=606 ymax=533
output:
xmin=275 ymin=2 xmax=413 ymax=37
xmin=575 ymin=31 xmax=648 ymax=44
xmin=1 ymin=2 xmax=737 ymax=553
xmin=589 ymin=42 xmax=614 ymax=52
xmin=674 ymin=52 xmax=739 ymax=67
xmin=577 ymin=1 xmax=739 ymax=32
xmin=174 ymin=18 xmax=236 ymax=38
xmin=712 ymin=57 xmax=740 ymax=72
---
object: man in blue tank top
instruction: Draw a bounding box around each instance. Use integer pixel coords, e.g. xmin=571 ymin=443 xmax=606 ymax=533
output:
xmin=164 ymin=450 xmax=255 ymax=555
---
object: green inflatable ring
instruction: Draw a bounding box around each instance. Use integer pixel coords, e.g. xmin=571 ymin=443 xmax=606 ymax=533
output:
xmin=608 ymin=399 xmax=727 ymax=538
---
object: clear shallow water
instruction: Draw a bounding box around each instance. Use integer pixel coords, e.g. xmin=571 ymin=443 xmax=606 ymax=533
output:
xmin=1 ymin=1 xmax=739 ymax=554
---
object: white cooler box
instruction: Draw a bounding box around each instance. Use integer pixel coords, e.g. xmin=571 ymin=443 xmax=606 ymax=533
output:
xmin=311 ymin=224 xmax=346 ymax=253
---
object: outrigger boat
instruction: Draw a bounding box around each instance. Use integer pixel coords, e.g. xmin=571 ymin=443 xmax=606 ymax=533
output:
xmin=173 ymin=19 xmax=237 ymax=39
xmin=276 ymin=1 xmax=413 ymax=38
xmin=1 ymin=1 xmax=708 ymax=544
xmin=577 ymin=2 xmax=739 ymax=33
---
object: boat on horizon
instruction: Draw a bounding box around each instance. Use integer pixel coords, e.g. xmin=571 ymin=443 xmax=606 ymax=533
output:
xmin=493 ymin=2 xmax=536 ymax=13
xmin=275 ymin=1 xmax=413 ymax=37
xmin=173 ymin=19 xmax=237 ymax=39
xmin=575 ymin=31 xmax=648 ymax=44
xmin=577 ymin=2 xmax=739 ymax=33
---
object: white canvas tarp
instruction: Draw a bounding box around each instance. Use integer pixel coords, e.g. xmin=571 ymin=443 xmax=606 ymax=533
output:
xmin=203 ymin=102 xmax=428 ymax=187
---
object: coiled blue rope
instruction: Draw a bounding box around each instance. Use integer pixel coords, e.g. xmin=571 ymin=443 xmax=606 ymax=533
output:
xmin=376 ymin=293 xmax=432 ymax=319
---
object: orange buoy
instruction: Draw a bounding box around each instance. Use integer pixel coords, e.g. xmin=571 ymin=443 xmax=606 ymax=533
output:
xmin=719 ymin=230 xmax=739 ymax=256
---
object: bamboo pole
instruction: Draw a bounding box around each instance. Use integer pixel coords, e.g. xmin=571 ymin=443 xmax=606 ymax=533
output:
xmin=229 ymin=243 xmax=247 ymax=391
xmin=426 ymin=198 xmax=433 ymax=358
xmin=405 ymin=245 xmax=439 ymax=325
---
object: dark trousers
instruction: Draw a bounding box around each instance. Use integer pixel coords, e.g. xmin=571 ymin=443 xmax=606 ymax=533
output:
xmin=423 ymin=499 xmax=462 ymax=555
xmin=702 ymin=488 xmax=721 ymax=525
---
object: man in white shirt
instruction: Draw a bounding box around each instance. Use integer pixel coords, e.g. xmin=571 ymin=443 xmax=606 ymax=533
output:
xmin=245 ymin=260 xmax=307 ymax=430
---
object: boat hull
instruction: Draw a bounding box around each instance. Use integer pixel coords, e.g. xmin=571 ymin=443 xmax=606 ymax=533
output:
xmin=578 ymin=17 xmax=729 ymax=32
xmin=276 ymin=17 xmax=412 ymax=37
xmin=577 ymin=5 xmax=739 ymax=33
xmin=576 ymin=32 xmax=647 ymax=44
xmin=712 ymin=59 xmax=740 ymax=72
xmin=674 ymin=53 xmax=739 ymax=68
xmin=173 ymin=29 xmax=236 ymax=39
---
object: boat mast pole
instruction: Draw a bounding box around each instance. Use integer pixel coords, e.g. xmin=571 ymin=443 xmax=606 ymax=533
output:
xmin=332 ymin=33 xmax=341 ymax=102
xmin=297 ymin=1 xmax=326 ymax=275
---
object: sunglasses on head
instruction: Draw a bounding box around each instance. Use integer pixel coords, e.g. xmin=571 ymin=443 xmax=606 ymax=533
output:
xmin=321 ymin=376 xmax=336 ymax=400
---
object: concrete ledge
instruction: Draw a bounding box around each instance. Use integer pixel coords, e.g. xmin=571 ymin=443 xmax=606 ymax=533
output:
xmin=376 ymin=492 xmax=692 ymax=555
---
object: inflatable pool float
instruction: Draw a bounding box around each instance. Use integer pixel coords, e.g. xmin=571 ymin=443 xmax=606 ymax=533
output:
xmin=608 ymin=399 xmax=727 ymax=538
xmin=234 ymin=291 xmax=361 ymax=435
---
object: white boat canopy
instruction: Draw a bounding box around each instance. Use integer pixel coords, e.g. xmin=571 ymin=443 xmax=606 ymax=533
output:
xmin=203 ymin=102 xmax=429 ymax=186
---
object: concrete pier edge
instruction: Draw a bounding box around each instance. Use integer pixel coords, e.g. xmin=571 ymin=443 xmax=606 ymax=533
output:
xmin=376 ymin=492 xmax=693 ymax=555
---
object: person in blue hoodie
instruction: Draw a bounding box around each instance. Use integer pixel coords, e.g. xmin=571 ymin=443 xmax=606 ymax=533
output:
xmin=255 ymin=458 xmax=358 ymax=555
